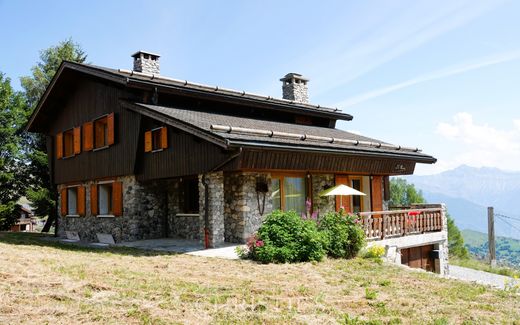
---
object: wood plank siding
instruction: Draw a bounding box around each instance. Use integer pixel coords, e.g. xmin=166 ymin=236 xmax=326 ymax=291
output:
xmin=239 ymin=149 xmax=416 ymax=175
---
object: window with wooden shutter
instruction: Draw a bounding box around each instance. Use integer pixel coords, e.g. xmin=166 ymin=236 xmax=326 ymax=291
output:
xmin=160 ymin=127 xmax=168 ymax=149
xmin=77 ymin=186 xmax=86 ymax=216
xmin=56 ymin=133 xmax=63 ymax=159
xmin=107 ymin=113 xmax=115 ymax=145
xmin=83 ymin=121 xmax=93 ymax=151
xmin=63 ymin=129 xmax=74 ymax=158
xmin=60 ymin=188 xmax=67 ymax=216
xmin=112 ymin=181 xmax=123 ymax=216
xmin=144 ymin=130 xmax=152 ymax=152
xmin=371 ymin=176 xmax=383 ymax=212
xmin=90 ymin=184 xmax=98 ymax=215
xmin=73 ymin=126 xmax=81 ymax=155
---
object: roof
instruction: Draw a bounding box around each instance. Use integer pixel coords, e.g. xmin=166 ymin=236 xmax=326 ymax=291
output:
xmin=126 ymin=102 xmax=436 ymax=163
xmin=26 ymin=61 xmax=352 ymax=132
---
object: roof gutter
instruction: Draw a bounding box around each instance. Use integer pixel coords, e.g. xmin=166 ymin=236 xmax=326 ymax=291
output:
xmin=227 ymin=141 xmax=437 ymax=164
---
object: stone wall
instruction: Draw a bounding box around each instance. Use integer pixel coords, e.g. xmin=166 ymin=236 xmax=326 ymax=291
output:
xmin=224 ymin=172 xmax=273 ymax=243
xmin=166 ymin=179 xmax=200 ymax=240
xmin=57 ymin=176 xmax=167 ymax=243
xmin=198 ymin=172 xmax=225 ymax=247
xmin=311 ymin=174 xmax=335 ymax=215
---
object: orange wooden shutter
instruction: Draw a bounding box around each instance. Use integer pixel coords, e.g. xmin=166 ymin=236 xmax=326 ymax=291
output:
xmin=144 ymin=131 xmax=152 ymax=152
xmin=90 ymin=184 xmax=98 ymax=215
xmin=60 ymin=188 xmax=67 ymax=216
xmin=335 ymin=175 xmax=352 ymax=213
xmin=107 ymin=113 xmax=115 ymax=145
xmin=112 ymin=181 xmax=123 ymax=216
xmin=371 ymin=176 xmax=383 ymax=212
xmin=160 ymin=127 xmax=168 ymax=149
xmin=73 ymin=126 xmax=81 ymax=155
xmin=56 ymin=132 xmax=63 ymax=159
xmin=77 ymin=186 xmax=86 ymax=216
xmin=83 ymin=121 xmax=94 ymax=151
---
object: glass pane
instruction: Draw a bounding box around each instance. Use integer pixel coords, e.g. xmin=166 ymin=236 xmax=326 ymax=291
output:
xmin=352 ymin=179 xmax=362 ymax=213
xmin=271 ymin=178 xmax=281 ymax=211
xmin=284 ymin=177 xmax=305 ymax=215
xmin=67 ymin=188 xmax=77 ymax=215
xmin=99 ymin=184 xmax=112 ymax=215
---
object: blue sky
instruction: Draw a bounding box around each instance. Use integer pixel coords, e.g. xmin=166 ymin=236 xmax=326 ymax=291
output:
xmin=1 ymin=0 xmax=520 ymax=175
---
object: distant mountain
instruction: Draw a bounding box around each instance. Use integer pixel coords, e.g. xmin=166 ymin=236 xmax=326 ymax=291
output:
xmin=403 ymin=165 xmax=520 ymax=240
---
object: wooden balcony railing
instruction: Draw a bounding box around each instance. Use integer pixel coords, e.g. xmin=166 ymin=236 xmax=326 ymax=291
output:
xmin=358 ymin=208 xmax=444 ymax=241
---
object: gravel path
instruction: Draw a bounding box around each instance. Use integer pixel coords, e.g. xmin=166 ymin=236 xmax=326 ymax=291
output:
xmin=448 ymin=265 xmax=519 ymax=290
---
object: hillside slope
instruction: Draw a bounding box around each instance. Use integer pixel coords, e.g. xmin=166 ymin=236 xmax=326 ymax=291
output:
xmin=462 ymin=229 xmax=520 ymax=267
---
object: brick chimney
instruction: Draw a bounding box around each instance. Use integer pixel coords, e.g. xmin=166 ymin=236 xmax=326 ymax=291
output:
xmin=132 ymin=50 xmax=160 ymax=74
xmin=280 ymin=73 xmax=309 ymax=103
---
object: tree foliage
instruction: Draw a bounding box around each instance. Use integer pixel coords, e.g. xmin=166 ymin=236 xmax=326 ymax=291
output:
xmin=389 ymin=178 xmax=469 ymax=259
xmin=20 ymin=39 xmax=87 ymax=222
xmin=0 ymin=73 xmax=27 ymax=230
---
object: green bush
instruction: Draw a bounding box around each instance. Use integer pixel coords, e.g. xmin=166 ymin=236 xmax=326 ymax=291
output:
xmin=251 ymin=210 xmax=326 ymax=263
xmin=318 ymin=211 xmax=366 ymax=259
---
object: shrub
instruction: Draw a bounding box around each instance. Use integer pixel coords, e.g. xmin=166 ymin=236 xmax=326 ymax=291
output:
xmin=250 ymin=210 xmax=326 ymax=263
xmin=363 ymin=245 xmax=386 ymax=259
xmin=318 ymin=211 xmax=366 ymax=259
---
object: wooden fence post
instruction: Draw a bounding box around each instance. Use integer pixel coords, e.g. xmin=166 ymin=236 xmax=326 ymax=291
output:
xmin=488 ymin=207 xmax=496 ymax=267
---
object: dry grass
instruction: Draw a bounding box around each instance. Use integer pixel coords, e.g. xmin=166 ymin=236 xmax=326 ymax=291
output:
xmin=0 ymin=232 xmax=519 ymax=324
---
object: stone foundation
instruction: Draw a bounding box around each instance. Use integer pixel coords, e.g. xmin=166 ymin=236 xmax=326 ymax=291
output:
xmin=311 ymin=174 xmax=335 ymax=215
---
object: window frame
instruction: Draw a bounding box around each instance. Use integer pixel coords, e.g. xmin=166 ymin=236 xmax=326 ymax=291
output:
xmin=96 ymin=180 xmax=115 ymax=218
xmin=271 ymin=173 xmax=307 ymax=213
xmin=151 ymin=127 xmax=164 ymax=152
xmin=93 ymin=114 xmax=109 ymax=151
xmin=66 ymin=186 xmax=79 ymax=217
xmin=62 ymin=128 xmax=75 ymax=159
xmin=180 ymin=177 xmax=200 ymax=214
xmin=350 ymin=176 xmax=365 ymax=213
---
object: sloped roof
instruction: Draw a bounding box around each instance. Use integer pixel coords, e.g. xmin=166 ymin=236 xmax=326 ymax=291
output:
xmin=126 ymin=102 xmax=436 ymax=163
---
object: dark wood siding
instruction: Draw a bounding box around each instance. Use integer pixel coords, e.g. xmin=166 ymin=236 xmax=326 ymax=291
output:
xmin=135 ymin=116 xmax=236 ymax=181
xmin=239 ymin=149 xmax=416 ymax=175
xmin=49 ymin=78 xmax=141 ymax=184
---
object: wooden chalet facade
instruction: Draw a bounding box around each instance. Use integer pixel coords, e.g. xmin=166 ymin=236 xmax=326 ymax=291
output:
xmin=27 ymin=51 xmax=448 ymax=274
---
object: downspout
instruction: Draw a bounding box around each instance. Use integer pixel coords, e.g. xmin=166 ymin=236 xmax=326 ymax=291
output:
xmin=202 ymin=147 xmax=243 ymax=249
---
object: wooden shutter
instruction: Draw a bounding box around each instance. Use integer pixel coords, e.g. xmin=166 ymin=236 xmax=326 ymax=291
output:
xmin=56 ymin=132 xmax=63 ymax=159
xmin=160 ymin=127 xmax=168 ymax=149
xmin=60 ymin=188 xmax=67 ymax=216
xmin=107 ymin=113 xmax=115 ymax=146
xmin=112 ymin=181 xmax=123 ymax=216
xmin=371 ymin=176 xmax=383 ymax=212
xmin=335 ymin=175 xmax=352 ymax=213
xmin=144 ymin=131 xmax=152 ymax=152
xmin=83 ymin=121 xmax=94 ymax=151
xmin=73 ymin=126 xmax=81 ymax=155
xmin=77 ymin=186 xmax=86 ymax=216
xmin=90 ymin=184 xmax=98 ymax=215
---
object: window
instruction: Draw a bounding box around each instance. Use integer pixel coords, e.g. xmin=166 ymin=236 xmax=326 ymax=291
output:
xmin=145 ymin=127 xmax=168 ymax=152
xmin=351 ymin=177 xmax=364 ymax=213
xmin=67 ymin=187 xmax=78 ymax=215
xmin=63 ymin=129 xmax=74 ymax=158
xmin=271 ymin=175 xmax=306 ymax=215
xmin=181 ymin=178 xmax=199 ymax=213
xmin=98 ymin=183 xmax=113 ymax=215
xmin=94 ymin=116 xmax=108 ymax=149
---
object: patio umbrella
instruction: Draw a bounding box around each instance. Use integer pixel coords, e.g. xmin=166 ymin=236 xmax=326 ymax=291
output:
xmin=319 ymin=184 xmax=366 ymax=210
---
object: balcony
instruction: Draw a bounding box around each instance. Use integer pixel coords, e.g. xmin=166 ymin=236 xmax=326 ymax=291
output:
xmin=358 ymin=205 xmax=444 ymax=241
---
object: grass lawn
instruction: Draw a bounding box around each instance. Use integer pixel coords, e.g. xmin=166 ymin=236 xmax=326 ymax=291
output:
xmin=0 ymin=232 xmax=519 ymax=324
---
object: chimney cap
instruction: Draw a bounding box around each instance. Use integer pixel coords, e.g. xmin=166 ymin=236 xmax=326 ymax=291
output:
xmin=131 ymin=50 xmax=161 ymax=59
xmin=280 ymin=73 xmax=309 ymax=82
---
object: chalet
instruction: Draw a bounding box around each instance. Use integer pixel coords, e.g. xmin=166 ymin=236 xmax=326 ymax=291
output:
xmin=26 ymin=51 xmax=449 ymax=274
xmin=10 ymin=205 xmax=36 ymax=232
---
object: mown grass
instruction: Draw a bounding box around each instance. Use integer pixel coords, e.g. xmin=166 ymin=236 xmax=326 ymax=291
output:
xmin=0 ymin=232 xmax=519 ymax=324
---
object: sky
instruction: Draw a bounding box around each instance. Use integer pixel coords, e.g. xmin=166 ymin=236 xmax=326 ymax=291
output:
xmin=1 ymin=0 xmax=520 ymax=175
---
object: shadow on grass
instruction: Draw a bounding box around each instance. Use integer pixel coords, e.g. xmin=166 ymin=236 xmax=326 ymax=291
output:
xmin=0 ymin=232 xmax=180 ymax=257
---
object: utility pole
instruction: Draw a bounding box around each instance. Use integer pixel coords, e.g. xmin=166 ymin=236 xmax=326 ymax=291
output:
xmin=487 ymin=206 xmax=496 ymax=267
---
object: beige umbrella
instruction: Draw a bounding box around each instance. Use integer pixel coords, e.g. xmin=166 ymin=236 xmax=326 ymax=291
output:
xmin=319 ymin=184 xmax=366 ymax=209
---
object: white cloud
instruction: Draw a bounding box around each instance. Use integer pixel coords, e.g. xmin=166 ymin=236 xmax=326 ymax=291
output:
xmin=433 ymin=112 xmax=520 ymax=172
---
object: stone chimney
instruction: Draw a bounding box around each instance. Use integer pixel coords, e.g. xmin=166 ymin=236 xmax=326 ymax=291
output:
xmin=280 ymin=73 xmax=309 ymax=103
xmin=132 ymin=50 xmax=160 ymax=74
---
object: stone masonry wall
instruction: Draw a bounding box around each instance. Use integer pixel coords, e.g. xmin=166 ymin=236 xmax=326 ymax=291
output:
xmin=57 ymin=176 xmax=167 ymax=243
xmin=198 ymin=172 xmax=225 ymax=247
xmin=311 ymin=174 xmax=335 ymax=216
xmin=224 ymin=172 xmax=273 ymax=243
xmin=167 ymin=178 xmax=200 ymax=240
